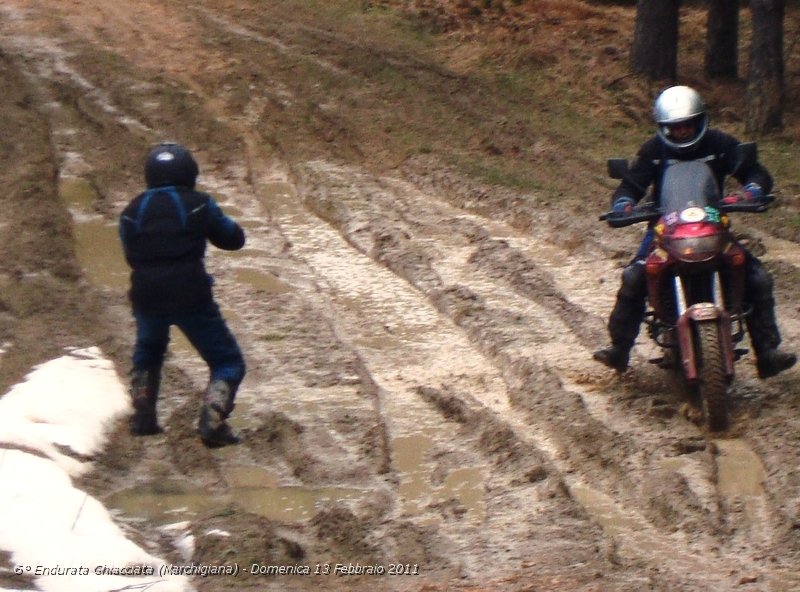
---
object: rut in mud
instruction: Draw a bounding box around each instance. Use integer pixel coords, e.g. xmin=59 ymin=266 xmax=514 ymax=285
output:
xmin=2 ymin=1 xmax=800 ymax=591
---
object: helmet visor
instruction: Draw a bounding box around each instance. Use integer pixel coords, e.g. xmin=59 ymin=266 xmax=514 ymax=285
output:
xmin=657 ymin=113 xmax=707 ymax=150
xmin=662 ymin=119 xmax=698 ymax=143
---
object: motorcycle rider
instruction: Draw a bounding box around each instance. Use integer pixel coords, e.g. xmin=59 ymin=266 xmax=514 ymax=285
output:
xmin=594 ymin=85 xmax=796 ymax=379
xmin=119 ymin=142 xmax=246 ymax=447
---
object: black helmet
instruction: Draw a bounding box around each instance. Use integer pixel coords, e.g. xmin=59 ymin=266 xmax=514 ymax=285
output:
xmin=144 ymin=143 xmax=199 ymax=189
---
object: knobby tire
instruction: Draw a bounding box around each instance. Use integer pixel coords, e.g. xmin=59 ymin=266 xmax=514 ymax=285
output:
xmin=696 ymin=322 xmax=728 ymax=431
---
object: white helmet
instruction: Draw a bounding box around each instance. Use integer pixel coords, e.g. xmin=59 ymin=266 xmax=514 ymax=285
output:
xmin=653 ymin=86 xmax=708 ymax=151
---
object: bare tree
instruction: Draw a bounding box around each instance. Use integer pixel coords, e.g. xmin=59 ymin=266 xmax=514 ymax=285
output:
xmin=630 ymin=0 xmax=680 ymax=80
xmin=705 ymin=0 xmax=739 ymax=79
xmin=747 ymin=0 xmax=785 ymax=134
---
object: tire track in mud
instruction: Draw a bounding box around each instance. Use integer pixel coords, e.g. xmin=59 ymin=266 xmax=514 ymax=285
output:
xmin=295 ymin=160 xmax=800 ymax=591
xmin=214 ymin=184 xmax=399 ymax=490
xmin=147 ymin=21 xmax=636 ymax=576
xmin=370 ymin=170 xmax=797 ymax=589
xmin=246 ymin=173 xmax=631 ymax=585
xmin=393 ymin=176 xmax=800 ymax=565
xmin=146 ymin=71 xmax=634 ymax=582
xmin=123 ymin=78 xmax=595 ymax=579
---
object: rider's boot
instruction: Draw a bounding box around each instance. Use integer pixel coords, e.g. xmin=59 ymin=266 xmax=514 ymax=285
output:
xmin=594 ymin=262 xmax=647 ymax=373
xmin=746 ymin=293 xmax=797 ymax=379
xmin=198 ymin=379 xmax=240 ymax=448
xmin=593 ymin=345 xmax=631 ymax=373
xmin=129 ymin=367 xmax=163 ymax=436
xmin=756 ymin=349 xmax=797 ymax=379
xmin=743 ymin=263 xmax=797 ymax=379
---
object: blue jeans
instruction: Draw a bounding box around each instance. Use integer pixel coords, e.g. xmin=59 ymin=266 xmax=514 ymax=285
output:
xmin=634 ymin=227 xmax=655 ymax=261
xmin=133 ymin=302 xmax=245 ymax=388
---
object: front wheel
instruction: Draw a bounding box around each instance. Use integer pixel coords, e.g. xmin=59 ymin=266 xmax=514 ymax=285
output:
xmin=695 ymin=322 xmax=729 ymax=431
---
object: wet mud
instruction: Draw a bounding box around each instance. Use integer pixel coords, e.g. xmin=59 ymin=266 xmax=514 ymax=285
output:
xmin=1 ymin=1 xmax=800 ymax=591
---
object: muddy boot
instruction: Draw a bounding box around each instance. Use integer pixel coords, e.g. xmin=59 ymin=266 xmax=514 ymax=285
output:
xmin=129 ymin=368 xmax=163 ymax=436
xmin=593 ymin=345 xmax=630 ymax=373
xmin=595 ymin=262 xmax=646 ymax=373
xmin=746 ymin=291 xmax=796 ymax=379
xmin=756 ymin=349 xmax=797 ymax=379
xmin=198 ymin=379 xmax=240 ymax=448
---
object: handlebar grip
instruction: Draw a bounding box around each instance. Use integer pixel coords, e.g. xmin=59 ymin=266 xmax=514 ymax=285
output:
xmin=600 ymin=210 xmax=661 ymax=228
xmin=720 ymin=193 xmax=774 ymax=213
xmin=719 ymin=202 xmax=771 ymax=214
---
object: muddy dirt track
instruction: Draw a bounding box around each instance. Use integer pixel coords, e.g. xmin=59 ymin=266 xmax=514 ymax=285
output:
xmin=2 ymin=1 xmax=800 ymax=591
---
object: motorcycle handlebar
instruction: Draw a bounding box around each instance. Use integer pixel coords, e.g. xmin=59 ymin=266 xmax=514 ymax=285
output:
xmin=599 ymin=195 xmax=774 ymax=227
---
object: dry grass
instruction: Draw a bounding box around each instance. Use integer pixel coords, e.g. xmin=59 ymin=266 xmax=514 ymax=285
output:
xmin=371 ymin=1 xmax=800 ymax=186
xmin=241 ymin=0 xmax=800 ymax=206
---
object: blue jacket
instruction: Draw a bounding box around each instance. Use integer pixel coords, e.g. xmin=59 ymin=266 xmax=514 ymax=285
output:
xmin=119 ymin=186 xmax=245 ymax=313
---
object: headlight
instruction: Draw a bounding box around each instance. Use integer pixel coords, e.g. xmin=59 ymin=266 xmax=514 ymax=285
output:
xmin=664 ymin=234 xmax=724 ymax=262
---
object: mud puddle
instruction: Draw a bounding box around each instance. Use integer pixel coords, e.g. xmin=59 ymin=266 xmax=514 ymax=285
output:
xmin=393 ymin=432 xmax=485 ymax=520
xmin=713 ymin=439 xmax=771 ymax=540
xmin=107 ymin=476 xmax=364 ymax=524
xmin=109 ymin=433 xmax=485 ymax=525
xmin=59 ymin=176 xmax=129 ymax=292
xmin=232 ymin=268 xmax=293 ymax=294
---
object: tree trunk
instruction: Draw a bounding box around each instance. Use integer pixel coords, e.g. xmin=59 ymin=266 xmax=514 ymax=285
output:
xmin=747 ymin=0 xmax=785 ymax=134
xmin=705 ymin=0 xmax=739 ymax=79
xmin=630 ymin=0 xmax=680 ymax=80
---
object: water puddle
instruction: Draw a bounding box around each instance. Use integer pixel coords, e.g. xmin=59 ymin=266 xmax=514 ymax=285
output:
xmin=393 ymin=433 xmax=485 ymax=521
xmin=713 ymin=439 xmax=768 ymax=525
xmin=569 ymin=485 xmax=668 ymax=557
xmin=234 ymin=486 xmax=364 ymax=521
xmin=106 ymin=480 xmax=220 ymax=523
xmin=74 ymin=218 xmax=130 ymax=291
xmin=107 ymin=435 xmax=484 ymax=525
xmin=107 ymin=467 xmax=364 ymax=524
xmin=223 ymin=464 xmax=279 ymax=489
xmin=256 ymin=181 xmax=306 ymax=219
xmin=233 ymin=268 xmax=293 ymax=294
xmin=59 ymin=176 xmax=95 ymax=210
xmin=58 ymin=176 xmax=128 ymax=292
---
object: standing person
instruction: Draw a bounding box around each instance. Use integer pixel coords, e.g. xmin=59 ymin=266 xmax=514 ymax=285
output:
xmin=119 ymin=142 xmax=246 ymax=447
xmin=594 ymin=85 xmax=796 ymax=379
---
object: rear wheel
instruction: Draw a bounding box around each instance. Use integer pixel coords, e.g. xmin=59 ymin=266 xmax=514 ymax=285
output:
xmin=696 ymin=322 xmax=728 ymax=431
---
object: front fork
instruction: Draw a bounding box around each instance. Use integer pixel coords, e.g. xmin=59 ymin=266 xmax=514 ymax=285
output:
xmin=675 ymin=303 xmax=736 ymax=383
xmin=647 ymin=254 xmax=746 ymax=382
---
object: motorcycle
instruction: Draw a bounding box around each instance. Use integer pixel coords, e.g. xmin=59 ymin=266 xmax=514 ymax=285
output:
xmin=600 ymin=143 xmax=771 ymax=431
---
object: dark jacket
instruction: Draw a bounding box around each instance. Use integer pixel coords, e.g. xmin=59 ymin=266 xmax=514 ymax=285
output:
xmin=119 ymin=186 xmax=245 ymax=314
xmin=612 ymin=129 xmax=773 ymax=207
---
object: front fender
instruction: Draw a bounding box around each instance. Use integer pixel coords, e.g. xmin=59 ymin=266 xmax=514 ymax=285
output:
xmin=676 ymin=304 xmax=736 ymax=382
